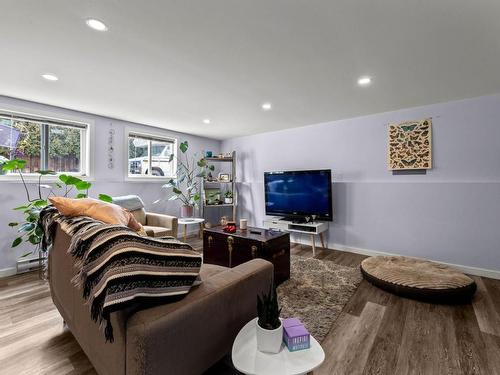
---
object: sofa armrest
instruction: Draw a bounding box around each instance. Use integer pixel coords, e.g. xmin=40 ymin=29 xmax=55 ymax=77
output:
xmin=145 ymin=212 xmax=178 ymax=238
xmin=126 ymin=259 xmax=274 ymax=375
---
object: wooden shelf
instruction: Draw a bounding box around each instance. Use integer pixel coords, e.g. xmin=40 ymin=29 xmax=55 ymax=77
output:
xmin=204 ymin=157 xmax=233 ymax=162
xmin=204 ymin=204 xmax=234 ymax=208
xmin=204 ymin=180 xmax=233 ymax=184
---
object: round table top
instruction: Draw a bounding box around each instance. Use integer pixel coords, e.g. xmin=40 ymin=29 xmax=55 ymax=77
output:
xmin=178 ymin=217 xmax=205 ymax=225
xmin=232 ymin=318 xmax=325 ymax=375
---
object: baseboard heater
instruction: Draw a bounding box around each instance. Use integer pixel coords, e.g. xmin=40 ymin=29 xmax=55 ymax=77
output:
xmin=16 ymin=257 xmax=43 ymax=274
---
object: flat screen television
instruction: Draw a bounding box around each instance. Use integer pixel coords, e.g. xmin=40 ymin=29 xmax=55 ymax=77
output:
xmin=264 ymin=169 xmax=332 ymax=221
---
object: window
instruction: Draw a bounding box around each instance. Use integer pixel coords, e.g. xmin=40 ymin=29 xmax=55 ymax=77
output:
xmin=0 ymin=111 xmax=88 ymax=176
xmin=128 ymin=132 xmax=176 ymax=178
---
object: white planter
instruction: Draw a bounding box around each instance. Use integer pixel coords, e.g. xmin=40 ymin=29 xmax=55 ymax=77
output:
xmin=224 ymin=197 xmax=233 ymax=204
xmin=256 ymin=320 xmax=283 ymax=354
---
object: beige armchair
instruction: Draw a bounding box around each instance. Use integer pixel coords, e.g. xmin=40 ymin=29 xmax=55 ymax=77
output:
xmin=131 ymin=208 xmax=178 ymax=238
xmin=112 ymin=195 xmax=178 ymax=238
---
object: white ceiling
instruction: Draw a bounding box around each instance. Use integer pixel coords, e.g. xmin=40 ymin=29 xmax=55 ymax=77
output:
xmin=1 ymin=1 xmax=500 ymax=139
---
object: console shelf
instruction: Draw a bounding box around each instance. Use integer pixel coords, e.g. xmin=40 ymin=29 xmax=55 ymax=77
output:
xmin=263 ymin=217 xmax=329 ymax=255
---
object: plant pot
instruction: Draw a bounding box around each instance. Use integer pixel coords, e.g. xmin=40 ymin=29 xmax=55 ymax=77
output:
xmin=224 ymin=197 xmax=233 ymax=204
xmin=256 ymin=320 xmax=283 ymax=354
xmin=180 ymin=205 xmax=194 ymax=218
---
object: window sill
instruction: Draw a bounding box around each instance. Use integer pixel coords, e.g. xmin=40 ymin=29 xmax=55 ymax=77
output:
xmin=125 ymin=176 xmax=175 ymax=183
xmin=0 ymin=174 xmax=94 ymax=183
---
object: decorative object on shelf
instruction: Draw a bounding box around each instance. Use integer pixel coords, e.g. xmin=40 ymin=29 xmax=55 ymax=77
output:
xmin=388 ymin=118 xmax=432 ymax=170
xmin=223 ymin=222 xmax=237 ymax=233
xmin=162 ymin=141 xmax=203 ymax=216
xmin=218 ymin=173 xmax=231 ymax=182
xmin=205 ymin=150 xmax=213 ymax=157
xmin=240 ymin=218 xmax=248 ymax=230
xmin=205 ymin=188 xmax=221 ymax=205
xmin=223 ymin=152 xmax=232 ymax=158
xmin=220 ymin=216 xmax=228 ymax=226
xmin=224 ymin=190 xmax=233 ymax=204
xmin=256 ymin=284 xmax=283 ymax=354
xmin=283 ymin=318 xmax=310 ymax=352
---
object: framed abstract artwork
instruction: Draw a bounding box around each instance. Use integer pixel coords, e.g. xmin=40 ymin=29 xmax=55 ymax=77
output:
xmin=388 ymin=118 xmax=432 ymax=170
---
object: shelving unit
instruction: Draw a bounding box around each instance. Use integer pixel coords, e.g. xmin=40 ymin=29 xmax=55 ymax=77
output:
xmin=200 ymin=151 xmax=237 ymax=222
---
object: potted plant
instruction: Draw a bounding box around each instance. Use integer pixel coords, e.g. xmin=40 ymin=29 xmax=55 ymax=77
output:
xmin=163 ymin=141 xmax=206 ymax=217
xmin=2 ymin=158 xmax=112 ymax=258
xmin=256 ymin=284 xmax=283 ymax=354
xmin=224 ymin=190 xmax=233 ymax=204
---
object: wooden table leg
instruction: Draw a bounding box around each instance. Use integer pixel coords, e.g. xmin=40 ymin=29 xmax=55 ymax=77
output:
xmin=183 ymin=224 xmax=187 ymax=242
xmin=199 ymin=222 xmax=203 ymax=239
xmin=320 ymin=232 xmax=326 ymax=249
xmin=311 ymin=234 xmax=316 ymax=256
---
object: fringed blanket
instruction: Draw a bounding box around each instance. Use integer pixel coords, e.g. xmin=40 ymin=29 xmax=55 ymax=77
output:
xmin=39 ymin=206 xmax=202 ymax=342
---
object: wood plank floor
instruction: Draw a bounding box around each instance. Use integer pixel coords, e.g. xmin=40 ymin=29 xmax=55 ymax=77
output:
xmin=1 ymin=238 xmax=500 ymax=375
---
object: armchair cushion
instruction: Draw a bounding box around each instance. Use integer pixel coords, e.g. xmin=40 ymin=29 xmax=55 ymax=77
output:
xmin=143 ymin=225 xmax=172 ymax=237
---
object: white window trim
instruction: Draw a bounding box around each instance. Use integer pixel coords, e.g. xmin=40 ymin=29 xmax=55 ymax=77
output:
xmin=125 ymin=128 xmax=177 ymax=182
xmin=0 ymin=105 xmax=94 ymax=183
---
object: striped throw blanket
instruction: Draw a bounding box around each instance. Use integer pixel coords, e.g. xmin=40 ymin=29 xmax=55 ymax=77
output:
xmin=40 ymin=206 xmax=202 ymax=342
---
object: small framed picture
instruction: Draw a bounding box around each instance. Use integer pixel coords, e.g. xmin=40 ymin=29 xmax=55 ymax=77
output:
xmin=218 ymin=173 xmax=231 ymax=182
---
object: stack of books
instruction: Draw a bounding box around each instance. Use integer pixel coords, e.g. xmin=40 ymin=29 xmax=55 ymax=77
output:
xmin=282 ymin=318 xmax=310 ymax=351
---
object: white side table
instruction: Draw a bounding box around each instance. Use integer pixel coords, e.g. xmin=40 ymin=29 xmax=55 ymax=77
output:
xmin=178 ymin=218 xmax=205 ymax=242
xmin=232 ymin=318 xmax=325 ymax=375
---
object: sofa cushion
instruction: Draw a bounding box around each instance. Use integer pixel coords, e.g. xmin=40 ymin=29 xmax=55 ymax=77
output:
xmin=49 ymin=197 xmax=143 ymax=231
xmin=143 ymin=225 xmax=171 ymax=237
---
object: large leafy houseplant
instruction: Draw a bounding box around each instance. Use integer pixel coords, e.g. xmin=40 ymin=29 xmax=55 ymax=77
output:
xmin=2 ymin=159 xmax=112 ymax=256
xmin=162 ymin=141 xmax=214 ymax=216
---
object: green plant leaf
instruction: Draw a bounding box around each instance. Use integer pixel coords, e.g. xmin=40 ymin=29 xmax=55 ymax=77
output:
xmin=58 ymin=174 xmax=69 ymax=183
xmin=36 ymin=170 xmax=56 ymax=175
xmin=13 ymin=205 xmax=30 ymax=211
xmin=168 ymin=154 xmax=175 ymax=162
xmin=179 ymin=141 xmax=188 ymax=153
xmin=197 ymin=159 xmax=207 ymax=167
xmin=168 ymin=195 xmax=179 ymax=201
xmin=172 ymin=187 xmax=182 ymax=195
xmin=28 ymin=234 xmax=41 ymax=245
xmin=18 ymin=223 xmax=35 ymax=233
xmin=209 ymin=165 xmax=215 ymax=171
xmin=98 ymin=194 xmax=113 ymax=203
xmin=33 ymin=199 xmax=48 ymax=208
xmin=8 ymin=222 xmax=19 ymax=227
xmin=12 ymin=237 xmax=23 ymax=247
xmin=2 ymin=159 xmax=26 ymax=171
xmin=76 ymin=193 xmax=87 ymax=199
xmin=20 ymin=252 xmax=33 ymax=258
xmin=75 ymin=181 xmax=92 ymax=191
xmin=35 ymin=226 xmax=44 ymax=236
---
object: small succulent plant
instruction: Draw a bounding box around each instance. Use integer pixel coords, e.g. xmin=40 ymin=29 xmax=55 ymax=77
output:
xmin=257 ymin=284 xmax=282 ymax=330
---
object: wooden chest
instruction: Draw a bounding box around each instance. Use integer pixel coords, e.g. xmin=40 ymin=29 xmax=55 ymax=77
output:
xmin=203 ymin=227 xmax=290 ymax=285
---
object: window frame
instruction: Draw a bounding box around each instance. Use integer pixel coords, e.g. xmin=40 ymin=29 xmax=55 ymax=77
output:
xmin=125 ymin=129 xmax=177 ymax=181
xmin=0 ymin=108 xmax=92 ymax=182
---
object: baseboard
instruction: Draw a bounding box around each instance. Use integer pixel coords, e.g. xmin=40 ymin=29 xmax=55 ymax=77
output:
xmin=291 ymin=232 xmax=500 ymax=280
xmin=0 ymin=267 xmax=17 ymax=278
xmin=330 ymin=242 xmax=500 ymax=280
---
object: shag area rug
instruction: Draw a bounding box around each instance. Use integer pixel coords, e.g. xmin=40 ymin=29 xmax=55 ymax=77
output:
xmin=277 ymin=256 xmax=362 ymax=342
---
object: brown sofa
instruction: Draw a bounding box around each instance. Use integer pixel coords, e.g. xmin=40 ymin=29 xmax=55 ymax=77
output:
xmin=130 ymin=207 xmax=178 ymax=238
xmin=48 ymin=224 xmax=273 ymax=375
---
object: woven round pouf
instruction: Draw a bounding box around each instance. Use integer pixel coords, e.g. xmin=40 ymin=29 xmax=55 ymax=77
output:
xmin=360 ymin=256 xmax=476 ymax=303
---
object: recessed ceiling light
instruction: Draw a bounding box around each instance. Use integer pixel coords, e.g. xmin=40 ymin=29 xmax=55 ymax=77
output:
xmin=261 ymin=102 xmax=272 ymax=111
xmin=203 ymin=119 xmax=211 ymax=124
xmin=42 ymin=73 xmax=58 ymax=81
xmin=357 ymin=76 xmax=372 ymax=86
xmin=86 ymin=18 xmax=108 ymax=31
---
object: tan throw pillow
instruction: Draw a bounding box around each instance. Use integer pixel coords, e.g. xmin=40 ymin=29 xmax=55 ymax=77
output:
xmin=49 ymin=197 xmax=143 ymax=232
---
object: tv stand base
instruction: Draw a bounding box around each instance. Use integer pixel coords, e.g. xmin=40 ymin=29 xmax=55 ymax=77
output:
xmin=263 ymin=217 xmax=329 ymax=256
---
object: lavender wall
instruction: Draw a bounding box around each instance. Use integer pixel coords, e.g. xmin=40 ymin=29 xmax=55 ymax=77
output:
xmin=0 ymin=96 xmax=220 ymax=274
xmin=222 ymin=94 xmax=500 ymax=274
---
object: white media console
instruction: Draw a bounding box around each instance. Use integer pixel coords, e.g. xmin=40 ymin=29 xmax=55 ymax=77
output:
xmin=262 ymin=217 xmax=329 ymax=256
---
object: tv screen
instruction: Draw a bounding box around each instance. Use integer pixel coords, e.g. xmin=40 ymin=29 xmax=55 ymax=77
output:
xmin=264 ymin=169 xmax=332 ymax=221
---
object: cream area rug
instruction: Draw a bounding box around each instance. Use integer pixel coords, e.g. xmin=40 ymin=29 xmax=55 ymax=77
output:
xmin=277 ymin=256 xmax=362 ymax=342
